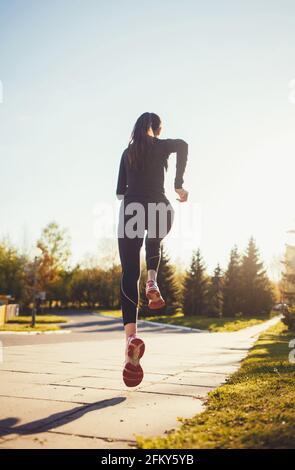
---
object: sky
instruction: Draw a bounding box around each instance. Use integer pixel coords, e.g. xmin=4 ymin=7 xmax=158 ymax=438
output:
xmin=0 ymin=0 xmax=295 ymax=279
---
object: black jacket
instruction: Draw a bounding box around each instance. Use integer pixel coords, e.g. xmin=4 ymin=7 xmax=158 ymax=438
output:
xmin=116 ymin=137 xmax=188 ymax=200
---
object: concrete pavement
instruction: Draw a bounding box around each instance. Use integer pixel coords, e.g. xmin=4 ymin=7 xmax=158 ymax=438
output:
xmin=0 ymin=313 xmax=280 ymax=449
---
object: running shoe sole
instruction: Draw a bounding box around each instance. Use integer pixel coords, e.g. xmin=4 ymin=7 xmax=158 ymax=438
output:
xmin=146 ymin=288 xmax=166 ymax=310
xmin=123 ymin=337 xmax=145 ymax=387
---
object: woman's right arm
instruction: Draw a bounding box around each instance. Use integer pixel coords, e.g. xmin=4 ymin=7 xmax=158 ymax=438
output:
xmin=162 ymin=139 xmax=189 ymax=202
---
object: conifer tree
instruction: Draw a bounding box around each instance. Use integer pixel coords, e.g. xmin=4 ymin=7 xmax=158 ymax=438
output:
xmin=222 ymin=246 xmax=242 ymax=317
xmin=207 ymin=263 xmax=223 ymax=317
xmin=182 ymin=249 xmax=208 ymax=316
xmin=240 ymin=237 xmax=274 ymax=316
xmin=156 ymin=245 xmax=178 ymax=312
xmin=281 ymin=232 xmax=295 ymax=304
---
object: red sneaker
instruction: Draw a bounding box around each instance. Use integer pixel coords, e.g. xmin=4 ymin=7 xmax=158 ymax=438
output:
xmin=122 ymin=335 xmax=145 ymax=387
xmin=146 ymin=280 xmax=165 ymax=310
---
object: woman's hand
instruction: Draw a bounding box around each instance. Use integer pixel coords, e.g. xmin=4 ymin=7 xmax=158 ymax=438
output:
xmin=175 ymin=188 xmax=189 ymax=202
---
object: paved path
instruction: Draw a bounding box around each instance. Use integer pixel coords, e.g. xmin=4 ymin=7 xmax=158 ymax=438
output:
xmin=0 ymin=313 xmax=279 ymax=449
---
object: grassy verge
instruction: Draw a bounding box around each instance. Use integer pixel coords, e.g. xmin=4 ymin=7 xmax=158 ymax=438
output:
xmin=96 ymin=309 xmax=122 ymax=318
xmin=0 ymin=315 xmax=67 ymax=332
xmin=142 ymin=312 xmax=269 ymax=332
xmin=96 ymin=310 xmax=268 ymax=332
xmin=137 ymin=321 xmax=295 ymax=449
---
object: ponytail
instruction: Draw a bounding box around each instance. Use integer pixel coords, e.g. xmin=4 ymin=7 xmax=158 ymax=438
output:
xmin=127 ymin=112 xmax=161 ymax=170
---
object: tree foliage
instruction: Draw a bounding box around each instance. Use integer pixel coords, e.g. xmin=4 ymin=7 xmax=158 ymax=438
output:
xmin=206 ymin=264 xmax=223 ymax=317
xmin=0 ymin=225 xmax=276 ymax=318
xmin=182 ymin=249 xmax=208 ymax=316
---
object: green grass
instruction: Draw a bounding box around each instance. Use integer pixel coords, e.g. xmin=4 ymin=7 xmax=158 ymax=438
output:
xmin=142 ymin=312 xmax=269 ymax=332
xmin=96 ymin=310 xmax=268 ymax=332
xmin=96 ymin=309 xmax=122 ymax=319
xmin=0 ymin=315 xmax=67 ymax=332
xmin=137 ymin=321 xmax=295 ymax=449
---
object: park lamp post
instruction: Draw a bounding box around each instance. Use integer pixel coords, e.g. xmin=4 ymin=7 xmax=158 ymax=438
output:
xmin=31 ymin=256 xmax=39 ymax=327
xmin=29 ymin=247 xmax=42 ymax=328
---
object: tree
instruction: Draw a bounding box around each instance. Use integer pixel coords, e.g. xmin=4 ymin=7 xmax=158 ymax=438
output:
xmin=156 ymin=245 xmax=178 ymax=313
xmin=103 ymin=264 xmax=121 ymax=309
xmin=240 ymin=237 xmax=274 ymax=316
xmin=222 ymin=246 xmax=242 ymax=317
xmin=49 ymin=267 xmax=78 ymax=308
xmin=71 ymin=266 xmax=121 ymax=309
xmin=182 ymin=249 xmax=208 ymax=316
xmin=71 ymin=268 xmax=96 ymax=308
xmin=36 ymin=222 xmax=71 ymax=305
xmin=206 ymin=264 xmax=223 ymax=317
xmin=281 ymin=234 xmax=295 ymax=304
xmin=0 ymin=239 xmax=26 ymax=303
xmin=138 ymin=274 xmax=147 ymax=314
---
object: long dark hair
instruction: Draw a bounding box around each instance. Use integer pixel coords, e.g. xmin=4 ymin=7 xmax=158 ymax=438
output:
xmin=127 ymin=112 xmax=161 ymax=170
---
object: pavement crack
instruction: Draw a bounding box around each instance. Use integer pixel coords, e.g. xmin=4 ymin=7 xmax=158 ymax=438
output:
xmin=185 ymin=369 xmax=230 ymax=375
xmin=47 ymin=430 xmax=136 ymax=445
xmin=0 ymin=369 xmax=61 ymax=376
xmin=48 ymin=383 xmax=124 ymax=392
xmin=135 ymin=389 xmax=205 ymax=399
xmin=0 ymin=394 xmax=88 ymax=405
xmin=162 ymin=382 xmax=216 ymax=388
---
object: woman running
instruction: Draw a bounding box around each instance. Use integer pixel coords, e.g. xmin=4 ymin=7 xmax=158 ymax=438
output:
xmin=116 ymin=112 xmax=188 ymax=387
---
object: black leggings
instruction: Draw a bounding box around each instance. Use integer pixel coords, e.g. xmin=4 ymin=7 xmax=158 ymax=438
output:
xmin=118 ymin=197 xmax=174 ymax=325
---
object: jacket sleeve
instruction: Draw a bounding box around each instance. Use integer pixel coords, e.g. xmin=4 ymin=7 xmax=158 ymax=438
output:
xmin=116 ymin=150 xmax=127 ymax=199
xmin=162 ymin=139 xmax=188 ymax=189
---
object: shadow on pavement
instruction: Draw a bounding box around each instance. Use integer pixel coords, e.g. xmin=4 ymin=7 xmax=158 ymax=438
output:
xmin=62 ymin=316 xmax=203 ymax=334
xmin=0 ymin=396 xmax=126 ymax=437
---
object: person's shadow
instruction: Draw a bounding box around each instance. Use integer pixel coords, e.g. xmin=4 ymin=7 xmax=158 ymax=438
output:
xmin=0 ymin=396 xmax=126 ymax=437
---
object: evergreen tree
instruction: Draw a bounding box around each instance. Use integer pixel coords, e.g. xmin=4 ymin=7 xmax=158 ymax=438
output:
xmin=182 ymin=249 xmax=208 ymax=316
xmin=240 ymin=237 xmax=274 ymax=316
xmin=206 ymin=264 xmax=223 ymax=317
xmin=138 ymin=271 xmax=148 ymax=315
xmin=281 ymin=234 xmax=295 ymax=304
xmin=222 ymin=246 xmax=242 ymax=317
xmin=157 ymin=245 xmax=178 ymax=312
